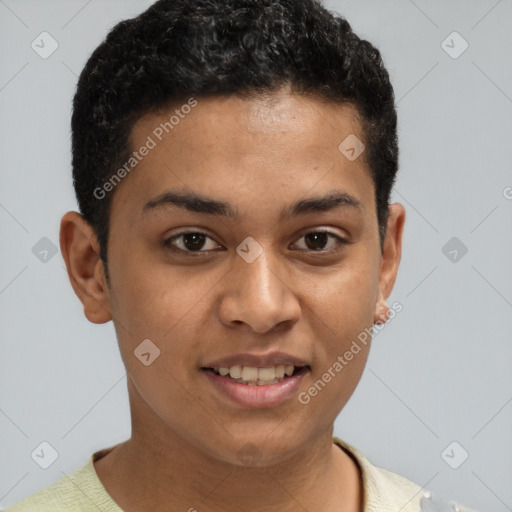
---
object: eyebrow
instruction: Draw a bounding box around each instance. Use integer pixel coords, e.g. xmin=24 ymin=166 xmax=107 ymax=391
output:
xmin=142 ymin=189 xmax=363 ymax=222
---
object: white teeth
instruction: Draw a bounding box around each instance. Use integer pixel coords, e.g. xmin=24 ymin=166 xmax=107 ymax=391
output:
xmin=275 ymin=365 xmax=286 ymax=379
xmin=212 ymin=364 xmax=301 ymax=384
xmin=258 ymin=367 xmax=276 ymax=380
xmin=229 ymin=365 xmax=242 ymax=379
xmin=242 ymin=366 xmax=258 ymax=381
xmin=285 ymin=364 xmax=294 ymax=376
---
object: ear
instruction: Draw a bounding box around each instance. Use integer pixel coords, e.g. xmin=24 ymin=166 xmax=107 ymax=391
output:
xmin=59 ymin=211 xmax=112 ymax=324
xmin=374 ymin=203 xmax=406 ymax=325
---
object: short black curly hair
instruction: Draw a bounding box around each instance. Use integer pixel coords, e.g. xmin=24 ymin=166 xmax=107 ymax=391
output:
xmin=71 ymin=0 xmax=399 ymax=282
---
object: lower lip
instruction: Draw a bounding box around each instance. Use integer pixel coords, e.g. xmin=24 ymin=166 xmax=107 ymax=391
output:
xmin=202 ymin=367 xmax=309 ymax=408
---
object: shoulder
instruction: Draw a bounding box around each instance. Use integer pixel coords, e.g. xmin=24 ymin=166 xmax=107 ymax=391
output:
xmin=333 ymin=437 xmax=481 ymax=512
xmin=420 ymin=491 xmax=481 ymax=512
xmin=5 ymin=465 xmax=89 ymax=512
xmin=4 ymin=451 xmax=121 ymax=512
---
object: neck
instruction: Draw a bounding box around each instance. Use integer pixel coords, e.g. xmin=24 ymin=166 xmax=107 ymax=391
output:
xmin=94 ymin=386 xmax=363 ymax=512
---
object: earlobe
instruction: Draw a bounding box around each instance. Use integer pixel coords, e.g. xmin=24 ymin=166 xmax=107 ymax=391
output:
xmin=59 ymin=211 xmax=112 ymax=324
xmin=373 ymin=293 xmax=390 ymax=325
xmin=373 ymin=203 xmax=406 ymax=325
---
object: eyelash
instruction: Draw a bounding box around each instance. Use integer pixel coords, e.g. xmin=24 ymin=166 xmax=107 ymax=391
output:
xmin=162 ymin=230 xmax=350 ymax=256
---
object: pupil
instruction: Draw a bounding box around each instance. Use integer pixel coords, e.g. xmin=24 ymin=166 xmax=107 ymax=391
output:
xmin=305 ymin=232 xmax=328 ymax=250
xmin=181 ymin=233 xmax=328 ymax=251
xmin=183 ymin=233 xmax=206 ymax=250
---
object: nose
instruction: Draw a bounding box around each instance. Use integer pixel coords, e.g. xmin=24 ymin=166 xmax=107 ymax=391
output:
xmin=218 ymin=247 xmax=301 ymax=334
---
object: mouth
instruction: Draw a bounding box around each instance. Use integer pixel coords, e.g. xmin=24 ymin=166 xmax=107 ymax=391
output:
xmin=201 ymin=364 xmax=310 ymax=386
xmin=201 ymin=364 xmax=311 ymax=408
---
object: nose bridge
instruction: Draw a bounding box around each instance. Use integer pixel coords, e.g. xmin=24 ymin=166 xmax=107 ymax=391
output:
xmin=221 ymin=240 xmax=300 ymax=332
xmin=237 ymin=244 xmax=284 ymax=304
xmin=242 ymin=246 xmax=280 ymax=294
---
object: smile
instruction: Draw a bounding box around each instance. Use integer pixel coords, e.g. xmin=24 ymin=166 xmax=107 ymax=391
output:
xmin=206 ymin=364 xmax=301 ymax=385
xmin=202 ymin=365 xmax=310 ymax=408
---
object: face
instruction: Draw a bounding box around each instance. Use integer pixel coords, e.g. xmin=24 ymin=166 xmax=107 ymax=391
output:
xmin=61 ymin=89 xmax=404 ymax=467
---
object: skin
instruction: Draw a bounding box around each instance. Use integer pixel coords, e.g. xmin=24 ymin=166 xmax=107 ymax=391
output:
xmin=60 ymin=88 xmax=405 ymax=512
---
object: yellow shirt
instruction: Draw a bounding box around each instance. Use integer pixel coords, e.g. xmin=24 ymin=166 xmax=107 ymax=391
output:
xmin=4 ymin=437 xmax=477 ymax=511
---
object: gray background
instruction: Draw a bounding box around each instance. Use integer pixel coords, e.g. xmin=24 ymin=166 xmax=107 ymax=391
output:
xmin=1 ymin=0 xmax=511 ymax=510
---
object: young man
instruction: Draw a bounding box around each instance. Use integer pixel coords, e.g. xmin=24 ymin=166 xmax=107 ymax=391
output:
xmin=6 ymin=1 xmax=479 ymax=511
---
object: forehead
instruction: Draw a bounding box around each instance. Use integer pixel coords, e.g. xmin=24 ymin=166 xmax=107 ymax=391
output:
xmin=135 ymin=91 xmax=364 ymax=149
xmin=113 ymin=92 xmax=373 ymax=222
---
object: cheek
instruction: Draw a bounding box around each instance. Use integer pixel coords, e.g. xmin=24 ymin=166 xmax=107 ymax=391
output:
xmin=125 ymin=352 xmax=221 ymax=453
xmin=298 ymin=279 xmax=374 ymax=423
xmin=300 ymin=253 xmax=378 ymax=397
xmin=108 ymin=258 xmax=224 ymax=394
xmin=109 ymin=253 xmax=208 ymax=336
xmin=310 ymin=253 xmax=379 ymax=337
xmin=110 ymin=268 xmax=206 ymax=414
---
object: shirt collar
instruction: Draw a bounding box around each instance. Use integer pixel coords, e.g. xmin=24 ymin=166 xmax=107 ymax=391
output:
xmin=333 ymin=436 xmax=425 ymax=512
xmin=88 ymin=438 xmax=426 ymax=512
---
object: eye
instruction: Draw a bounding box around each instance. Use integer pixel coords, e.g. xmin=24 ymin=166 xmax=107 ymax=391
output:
xmin=162 ymin=229 xmax=349 ymax=256
xmin=163 ymin=231 xmax=222 ymax=254
xmin=292 ymin=230 xmax=349 ymax=253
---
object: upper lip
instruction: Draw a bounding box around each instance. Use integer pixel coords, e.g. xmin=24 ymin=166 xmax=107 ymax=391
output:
xmin=203 ymin=351 xmax=310 ymax=369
